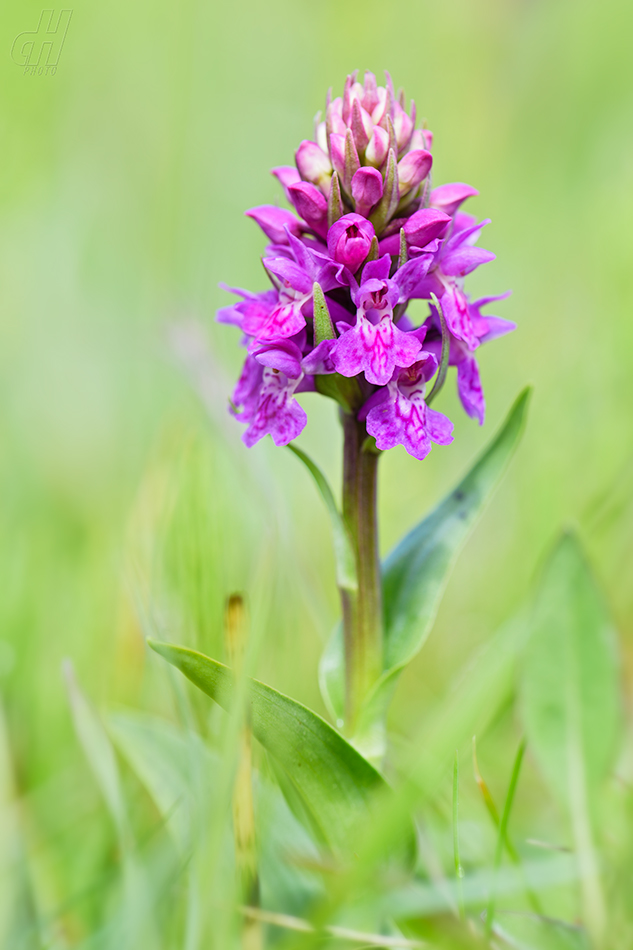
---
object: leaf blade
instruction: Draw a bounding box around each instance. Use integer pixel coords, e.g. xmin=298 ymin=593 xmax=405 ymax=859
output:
xmin=382 ymin=385 xmax=531 ymax=672
xmin=521 ymin=531 xmax=621 ymax=943
xmin=148 ymin=640 xmax=395 ymax=855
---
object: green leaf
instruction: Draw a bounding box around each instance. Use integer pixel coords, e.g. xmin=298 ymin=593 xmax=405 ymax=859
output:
xmin=287 ymin=444 xmax=357 ymax=593
xmin=63 ymin=660 xmax=130 ymax=846
xmin=521 ymin=531 xmax=621 ymax=943
xmin=320 ymin=388 xmax=531 ymax=732
xmin=383 ymin=386 xmax=530 ymax=671
xmin=108 ymin=710 xmax=215 ymax=852
xmin=147 ymin=641 xmax=398 ymax=856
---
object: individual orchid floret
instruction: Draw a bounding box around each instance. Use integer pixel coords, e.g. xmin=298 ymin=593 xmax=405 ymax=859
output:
xmin=365 ymin=125 xmax=390 ymax=168
xmin=424 ymin=294 xmax=516 ymax=425
xmin=327 ymin=213 xmax=375 ymax=272
xmin=392 ymin=100 xmax=415 ymax=152
xmin=362 ymin=354 xmax=454 ymax=460
xmin=331 ymin=260 xmax=423 ymax=386
xmin=295 ymin=140 xmax=332 ymax=192
xmin=351 ymin=167 xmax=383 ymax=217
xmin=397 ymin=148 xmax=433 ymax=199
xmin=232 ymin=343 xmax=308 ymax=448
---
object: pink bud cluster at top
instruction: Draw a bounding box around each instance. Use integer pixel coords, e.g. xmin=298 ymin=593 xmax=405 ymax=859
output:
xmin=218 ymin=71 xmax=516 ymax=460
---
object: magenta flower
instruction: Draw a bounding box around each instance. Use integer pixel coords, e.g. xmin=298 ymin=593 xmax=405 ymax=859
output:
xmin=327 ymin=214 xmax=375 ymax=271
xmin=362 ymin=356 xmax=454 ymax=460
xmin=330 ymin=255 xmax=427 ymax=386
xmin=218 ymin=71 xmax=515 ymax=451
xmin=232 ymin=343 xmax=308 ymax=448
xmin=424 ymin=293 xmax=516 ymax=424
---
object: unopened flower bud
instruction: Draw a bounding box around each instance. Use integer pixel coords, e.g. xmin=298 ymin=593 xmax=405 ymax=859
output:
xmin=350 ymin=98 xmax=372 ymax=153
xmin=327 ymin=213 xmax=375 ymax=271
xmin=393 ymin=102 xmax=414 ymax=152
xmin=397 ymin=149 xmax=433 ymax=198
xmin=271 ymin=165 xmax=301 ymax=202
xmin=287 ymin=181 xmax=329 ymax=238
xmin=362 ymin=70 xmax=380 ymax=114
xmin=295 ymin=140 xmax=332 ymax=191
xmin=365 ymin=125 xmax=390 ymax=168
xmin=403 ymin=208 xmax=451 ymax=247
xmin=351 ymin=167 xmax=383 ymax=217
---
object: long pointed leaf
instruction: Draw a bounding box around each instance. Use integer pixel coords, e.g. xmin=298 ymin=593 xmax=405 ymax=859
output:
xmin=148 ymin=641 xmax=401 ymax=856
xmin=521 ymin=532 xmax=620 ymax=943
xmin=320 ymin=388 xmax=531 ymax=731
xmin=382 ymin=386 xmax=531 ymax=670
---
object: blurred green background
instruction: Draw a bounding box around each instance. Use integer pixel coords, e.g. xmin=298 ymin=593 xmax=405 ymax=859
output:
xmin=1 ymin=0 xmax=633 ymax=943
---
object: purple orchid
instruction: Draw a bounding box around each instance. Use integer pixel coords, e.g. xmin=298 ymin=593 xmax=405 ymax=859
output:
xmin=330 ymin=253 xmax=436 ymax=386
xmin=231 ymin=342 xmax=309 ymax=448
xmin=424 ymin=293 xmax=516 ymax=425
xmin=218 ymin=71 xmax=515 ymax=452
xmin=361 ymin=355 xmax=454 ymax=460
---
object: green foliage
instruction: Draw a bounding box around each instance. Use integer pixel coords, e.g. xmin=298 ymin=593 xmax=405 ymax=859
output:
xmin=320 ymin=387 xmax=531 ymax=740
xmin=147 ymin=640 xmax=396 ymax=856
xmin=2 ymin=0 xmax=633 ymax=944
xmin=521 ymin=532 xmax=621 ymax=943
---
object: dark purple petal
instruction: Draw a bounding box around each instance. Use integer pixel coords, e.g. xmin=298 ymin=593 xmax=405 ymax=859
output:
xmin=378 ymin=233 xmax=401 ymax=256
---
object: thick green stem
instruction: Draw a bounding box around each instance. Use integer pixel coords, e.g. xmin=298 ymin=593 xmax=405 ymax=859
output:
xmin=340 ymin=411 xmax=383 ymax=731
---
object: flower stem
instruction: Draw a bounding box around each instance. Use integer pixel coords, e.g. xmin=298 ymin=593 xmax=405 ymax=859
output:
xmin=340 ymin=410 xmax=383 ymax=731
